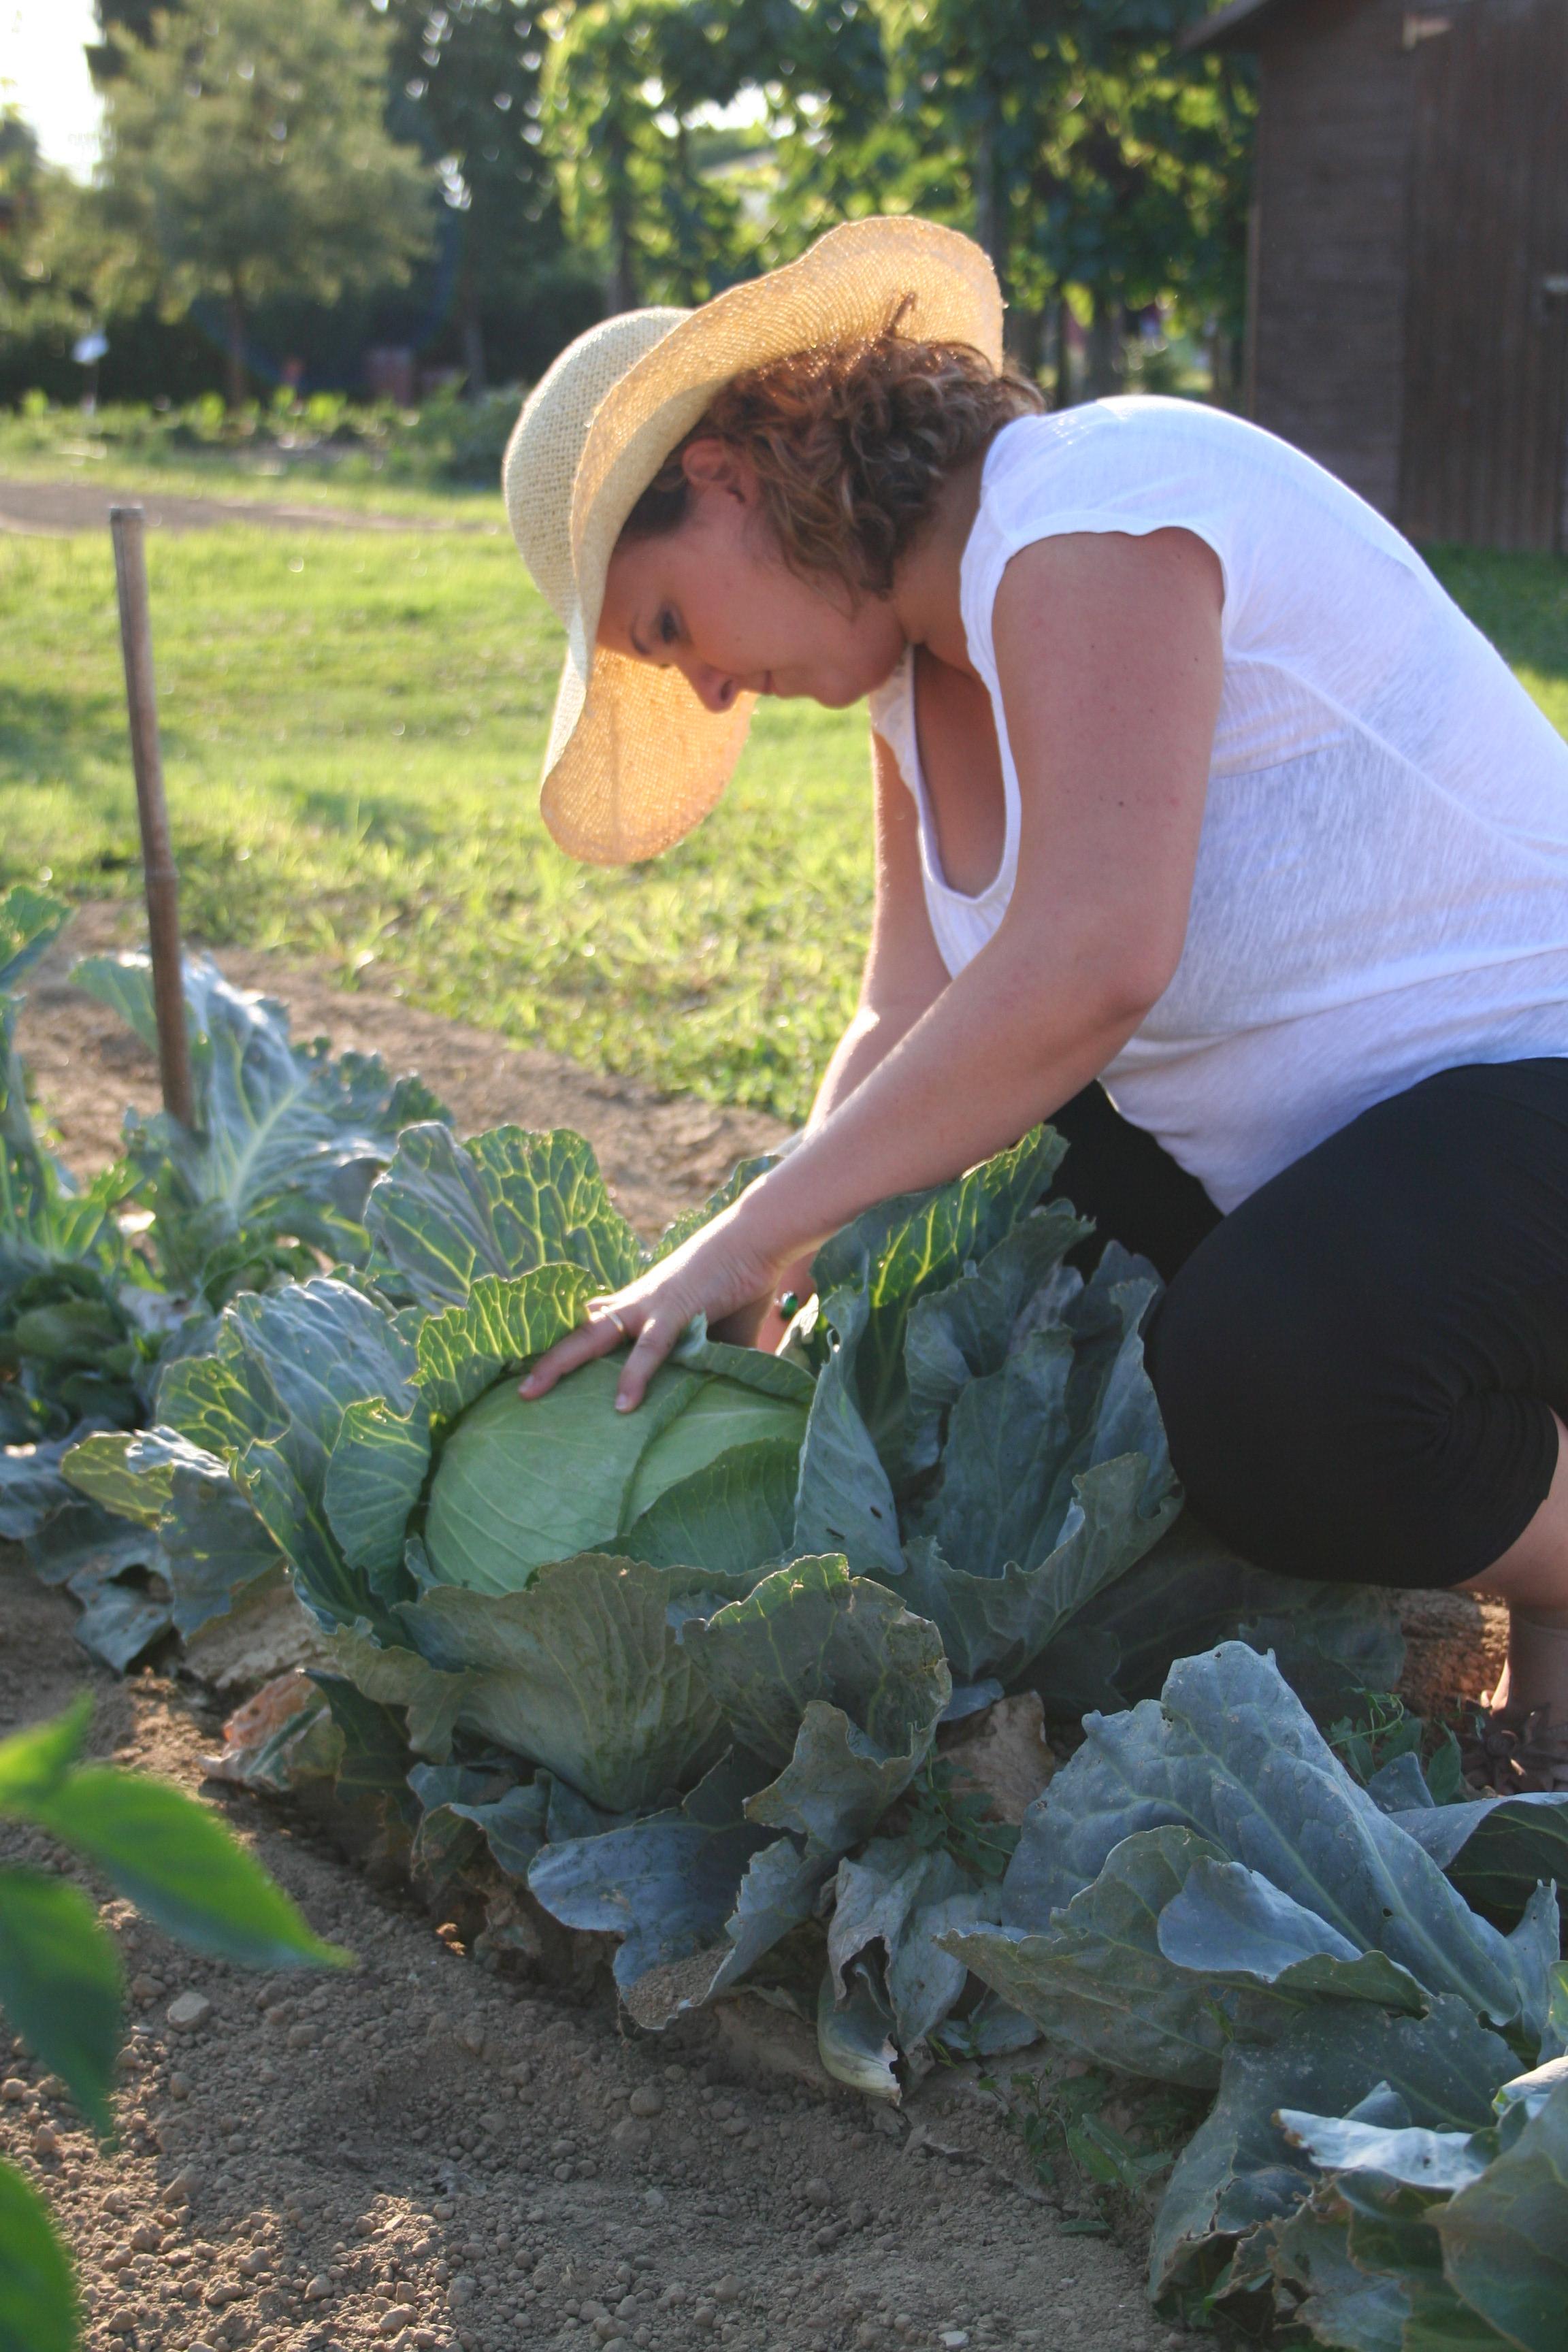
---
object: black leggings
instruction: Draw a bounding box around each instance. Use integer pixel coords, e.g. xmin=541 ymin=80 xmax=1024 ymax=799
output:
xmin=1050 ymin=1061 xmax=1568 ymax=1590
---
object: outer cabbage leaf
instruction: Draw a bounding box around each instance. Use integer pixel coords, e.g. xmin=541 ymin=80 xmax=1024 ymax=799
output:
xmin=898 ymin=1449 xmax=1177 ymax=1687
xmin=901 ymin=1206 xmax=1092 ymax=1477
xmin=64 ymin=1425 xmax=282 ymax=1635
xmin=363 ymin=1122 xmax=640 ymax=1309
xmin=1001 ymin=1643 xmax=1526 ymax=2031
xmin=397 ymin=1554 xmax=749 ymax=1812
xmin=71 ymin=951 xmax=445 ymax=1285
xmin=1388 ymin=1793 xmax=1568 ymax=1927
xmin=808 ymin=1124 xmax=1067 ymax=1486
xmin=1036 ymin=1512 xmax=1406 ymax=1719
xmin=945 ymin=1827 xmax=1238 ymax=2089
xmin=325 ymin=1623 xmax=474 ymax=1760
xmin=789 ymin=1288 xmax=904 ymax=1580
xmin=817 ymin=1958 xmax=902 ymax=2101
xmin=141 ymin=1277 xmax=421 ymax=1632
xmin=1277 ymin=2108 xmax=1492 ymax=2195
xmin=671 ymin=1558 xmax=949 ymax=1853
xmin=413 ymin=1265 xmax=598 ymax=1429
xmin=1434 ymin=2075 xmax=1568 ymax=2349
xmin=828 ymin=1837 xmax=997 ymax=2051
xmin=0 ymin=884 xmax=67 ymax=992
xmin=906 ymin=1246 xmax=1171 ymax=1577
xmin=528 ymin=1750 xmax=828 ymax=2025
xmin=1156 ymin=1855 xmax=1431 ymax=2016
xmin=229 ymin=1281 xmax=423 ymax=1629
xmin=687 ymin=1554 xmax=949 ymax=1768
xmin=1149 ymin=1996 xmax=1514 ymax=2300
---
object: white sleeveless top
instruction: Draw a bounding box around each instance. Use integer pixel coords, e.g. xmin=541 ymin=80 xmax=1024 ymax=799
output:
xmin=868 ymin=397 xmax=1568 ymax=1212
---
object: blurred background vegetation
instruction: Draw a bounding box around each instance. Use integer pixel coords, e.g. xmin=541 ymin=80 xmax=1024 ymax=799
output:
xmin=0 ymin=0 xmax=1256 ymax=435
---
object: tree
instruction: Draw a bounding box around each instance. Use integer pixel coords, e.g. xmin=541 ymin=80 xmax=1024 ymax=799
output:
xmin=382 ymin=0 xmax=579 ymax=395
xmin=97 ymin=0 xmax=434 ymax=406
xmin=541 ymin=0 xmax=888 ymax=314
xmin=865 ymin=0 xmax=1252 ymax=392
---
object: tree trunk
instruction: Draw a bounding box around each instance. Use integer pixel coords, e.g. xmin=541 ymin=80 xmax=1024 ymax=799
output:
xmin=973 ymin=92 xmax=1012 ymax=304
xmin=973 ymin=104 xmax=998 ymax=272
xmin=225 ymin=289 xmax=248 ymax=410
xmin=1004 ymin=302 xmax=1043 ymax=378
xmin=1085 ymin=293 xmax=1122 ymax=400
xmin=1049 ymin=294 xmax=1075 ymax=410
xmin=461 ymin=281 xmax=487 ymax=402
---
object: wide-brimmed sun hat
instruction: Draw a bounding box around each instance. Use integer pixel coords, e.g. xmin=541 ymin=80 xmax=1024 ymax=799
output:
xmin=503 ymin=215 xmax=1002 ymax=866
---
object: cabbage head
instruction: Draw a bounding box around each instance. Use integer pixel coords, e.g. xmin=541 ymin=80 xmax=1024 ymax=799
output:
xmin=424 ymin=1360 xmax=809 ymax=1593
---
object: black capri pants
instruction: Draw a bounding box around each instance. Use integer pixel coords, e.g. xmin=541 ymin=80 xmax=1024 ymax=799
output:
xmin=1050 ymin=1060 xmax=1568 ymax=1590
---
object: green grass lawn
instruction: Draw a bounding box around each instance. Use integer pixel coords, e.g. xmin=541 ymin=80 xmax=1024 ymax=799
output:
xmin=0 ymin=519 xmax=871 ymax=1120
xmin=1 ymin=517 xmax=1563 ymax=1123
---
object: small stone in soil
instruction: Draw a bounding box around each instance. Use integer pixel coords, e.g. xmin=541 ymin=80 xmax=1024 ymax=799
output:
xmin=167 ymin=1991 xmax=214 ymax=2035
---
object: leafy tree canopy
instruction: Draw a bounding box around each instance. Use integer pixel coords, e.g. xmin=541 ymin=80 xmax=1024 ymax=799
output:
xmin=97 ymin=0 xmax=434 ymax=400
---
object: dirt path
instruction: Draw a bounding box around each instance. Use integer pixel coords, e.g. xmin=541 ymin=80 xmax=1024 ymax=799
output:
xmin=18 ymin=904 xmax=791 ymax=1243
xmin=0 ymin=479 xmax=500 ymax=539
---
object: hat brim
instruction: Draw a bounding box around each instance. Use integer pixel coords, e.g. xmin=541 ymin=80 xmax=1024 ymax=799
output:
xmin=540 ymin=216 xmax=1002 ymax=866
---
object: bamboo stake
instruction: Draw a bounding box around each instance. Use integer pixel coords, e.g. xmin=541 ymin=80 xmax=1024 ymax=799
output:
xmin=110 ymin=504 xmax=194 ymax=1128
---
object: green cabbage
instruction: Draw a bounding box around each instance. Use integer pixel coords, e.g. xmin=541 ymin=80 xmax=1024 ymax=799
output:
xmin=423 ymin=1361 xmax=810 ymax=1593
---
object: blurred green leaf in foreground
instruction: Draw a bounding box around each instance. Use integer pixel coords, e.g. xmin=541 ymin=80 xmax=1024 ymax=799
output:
xmin=0 ymin=1695 xmax=348 ymax=2352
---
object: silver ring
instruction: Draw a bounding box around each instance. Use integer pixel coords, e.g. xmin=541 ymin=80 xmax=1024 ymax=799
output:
xmin=591 ymin=1303 xmax=628 ymax=1337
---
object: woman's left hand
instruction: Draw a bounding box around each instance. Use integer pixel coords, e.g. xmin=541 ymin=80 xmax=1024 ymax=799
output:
xmin=518 ymin=1203 xmax=790 ymax=1411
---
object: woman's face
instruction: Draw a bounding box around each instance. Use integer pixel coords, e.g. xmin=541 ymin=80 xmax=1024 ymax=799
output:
xmin=598 ymin=440 xmax=905 ymax=712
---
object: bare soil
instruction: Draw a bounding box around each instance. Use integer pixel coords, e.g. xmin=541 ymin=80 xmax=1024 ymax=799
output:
xmin=5 ymin=915 xmax=1179 ymax=2352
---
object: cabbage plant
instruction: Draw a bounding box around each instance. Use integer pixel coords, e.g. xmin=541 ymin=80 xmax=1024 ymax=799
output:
xmin=1 ymin=897 xmax=445 ymax=1667
xmin=65 ymin=1115 xmax=1188 ymax=2069
xmin=945 ymin=1641 xmax=1568 ymax=2336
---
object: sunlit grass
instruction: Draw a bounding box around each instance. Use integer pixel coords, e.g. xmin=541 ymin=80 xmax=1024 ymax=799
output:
xmin=0 ymin=521 xmax=871 ymax=1120
xmin=1 ymin=520 xmax=1562 ymax=1122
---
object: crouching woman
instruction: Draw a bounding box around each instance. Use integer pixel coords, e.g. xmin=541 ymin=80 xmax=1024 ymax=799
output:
xmin=504 ymin=216 xmax=1568 ymax=1754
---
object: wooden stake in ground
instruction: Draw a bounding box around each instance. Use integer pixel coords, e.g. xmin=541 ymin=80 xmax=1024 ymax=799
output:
xmin=110 ymin=504 xmax=195 ymax=1128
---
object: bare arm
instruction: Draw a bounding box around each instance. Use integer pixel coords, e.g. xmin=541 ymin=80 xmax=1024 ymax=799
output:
xmin=723 ymin=725 xmax=951 ymax=1343
xmin=528 ymin=526 xmax=1224 ymax=1405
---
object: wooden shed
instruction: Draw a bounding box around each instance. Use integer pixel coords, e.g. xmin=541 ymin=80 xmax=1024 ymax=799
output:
xmin=1188 ymin=0 xmax=1568 ymax=550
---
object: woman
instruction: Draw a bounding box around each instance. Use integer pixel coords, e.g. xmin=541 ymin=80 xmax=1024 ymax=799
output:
xmin=504 ymin=216 xmax=1568 ymax=1744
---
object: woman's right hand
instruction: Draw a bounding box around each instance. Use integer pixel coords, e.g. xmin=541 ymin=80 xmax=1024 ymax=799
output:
xmin=710 ymin=1251 xmax=817 ymax=1352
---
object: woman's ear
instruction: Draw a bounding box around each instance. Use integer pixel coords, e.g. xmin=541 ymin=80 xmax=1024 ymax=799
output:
xmin=681 ymin=436 xmax=753 ymax=504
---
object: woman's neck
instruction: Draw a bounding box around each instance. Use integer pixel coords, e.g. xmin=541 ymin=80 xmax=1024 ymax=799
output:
xmin=889 ymin=447 xmax=988 ymax=675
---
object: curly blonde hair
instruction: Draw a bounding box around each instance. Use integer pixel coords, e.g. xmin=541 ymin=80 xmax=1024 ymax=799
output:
xmin=619 ymin=304 xmax=1044 ymax=598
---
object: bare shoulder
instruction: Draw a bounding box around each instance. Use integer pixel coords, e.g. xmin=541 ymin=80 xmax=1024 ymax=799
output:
xmin=996 ymin=525 xmax=1224 ymax=634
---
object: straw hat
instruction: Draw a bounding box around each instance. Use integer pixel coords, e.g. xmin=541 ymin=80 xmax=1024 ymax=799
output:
xmin=503 ymin=215 xmax=1002 ymax=866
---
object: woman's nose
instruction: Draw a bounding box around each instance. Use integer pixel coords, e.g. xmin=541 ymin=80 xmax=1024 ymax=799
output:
xmin=687 ymin=663 xmax=740 ymax=715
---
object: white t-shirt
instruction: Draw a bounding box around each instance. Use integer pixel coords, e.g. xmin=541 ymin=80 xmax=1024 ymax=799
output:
xmin=867 ymin=397 xmax=1568 ymax=1212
